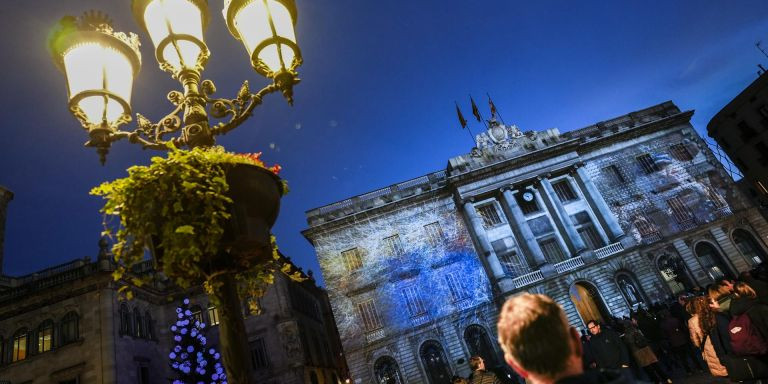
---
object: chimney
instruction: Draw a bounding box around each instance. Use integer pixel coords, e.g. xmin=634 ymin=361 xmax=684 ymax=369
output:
xmin=0 ymin=186 xmax=13 ymax=276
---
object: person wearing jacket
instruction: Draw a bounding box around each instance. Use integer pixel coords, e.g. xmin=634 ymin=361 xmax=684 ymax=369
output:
xmin=687 ymin=296 xmax=728 ymax=377
xmin=587 ymin=320 xmax=630 ymax=373
xmin=497 ymin=293 xmax=634 ymax=384
xmin=622 ymin=319 xmax=671 ymax=383
xmin=730 ymin=282 xmax=768 ymax=341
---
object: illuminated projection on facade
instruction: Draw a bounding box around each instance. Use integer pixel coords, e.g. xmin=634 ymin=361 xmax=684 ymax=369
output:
xmin=311 ymin=200 xmax=493 ymax=347
xmin=304 ymin=101 xmax=768 ymax=384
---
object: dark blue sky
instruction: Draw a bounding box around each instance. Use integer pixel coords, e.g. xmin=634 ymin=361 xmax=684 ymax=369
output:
xmin=1 ymin=1 xmax=767 ymax=286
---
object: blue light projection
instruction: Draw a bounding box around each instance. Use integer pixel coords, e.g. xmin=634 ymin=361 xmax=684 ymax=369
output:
xmin=169 ymin=298 xmax=227 ymax=384
xmin=315 ymin=200 xmax=492 ymax=345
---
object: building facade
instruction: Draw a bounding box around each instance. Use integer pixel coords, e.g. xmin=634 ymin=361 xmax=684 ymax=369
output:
xmin=708 ymin=71 xmax=768 ymax=208
xmin=0 ymin=234 xmax=347 ymax=384
xmin=303 ymin=101 xmax=768 ymax=384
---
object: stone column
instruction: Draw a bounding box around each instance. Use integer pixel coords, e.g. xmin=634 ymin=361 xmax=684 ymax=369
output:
xmin=0 ymin=186 xmax=13 ymax=276
xmin=499 ymin=188 xmax=554 ymax=276
xmin=672 ymin=239 xmax=711 ymax=286
xmin=462 ymin=200 xmax=506 ymax=280
xmin=538 ymin=177 xmax=587 ymax=256
xmin=574 ymin=166 xmax=625 ymax=241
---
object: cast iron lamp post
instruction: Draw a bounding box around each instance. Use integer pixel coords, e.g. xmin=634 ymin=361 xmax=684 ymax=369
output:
xmin=50 ymin=0 xmax=301 ymax=164
xmin=49 ymin=1 xmax=302 ymax=383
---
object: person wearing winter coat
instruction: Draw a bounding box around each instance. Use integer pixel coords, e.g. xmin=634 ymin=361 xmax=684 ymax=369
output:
xmin=622 ymin=320 xmax=671 ymax=383
xmin=730 ymin=282 xmax=768 ymax=340
xmin=587 ymin=320 xmax=630 ymax=372
xmin=686 ymin=296 xmax=728 ymax=377
xmin=659 ymin=309 xmax=704 ymax=374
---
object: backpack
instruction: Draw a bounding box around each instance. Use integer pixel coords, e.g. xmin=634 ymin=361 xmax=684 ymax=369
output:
xmin=729 ymin=311 xmax=768 ymax=356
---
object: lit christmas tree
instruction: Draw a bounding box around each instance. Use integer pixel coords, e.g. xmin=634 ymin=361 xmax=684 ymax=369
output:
xmin=169 ymin=298 xmax=227 ymax=384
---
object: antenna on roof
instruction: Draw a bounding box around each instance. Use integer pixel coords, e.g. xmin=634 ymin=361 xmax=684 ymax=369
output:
xmin=757 ymin=41 xmax=768 ymax=60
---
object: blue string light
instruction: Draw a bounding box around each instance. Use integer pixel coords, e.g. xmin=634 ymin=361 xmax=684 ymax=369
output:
xmin=168 ymin=298 xmax=227 ymax=384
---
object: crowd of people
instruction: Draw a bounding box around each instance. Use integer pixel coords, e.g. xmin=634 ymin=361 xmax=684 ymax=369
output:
xmin=488 ymin=265 xmax=768 ymax=384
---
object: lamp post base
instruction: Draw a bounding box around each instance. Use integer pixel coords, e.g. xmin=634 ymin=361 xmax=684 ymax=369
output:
xmin=208 ymin=272 xmax=253 ymax=384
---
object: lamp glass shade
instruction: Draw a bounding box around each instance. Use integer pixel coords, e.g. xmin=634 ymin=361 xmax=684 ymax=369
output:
xmin=232 ymin=0 xmax=296 ymax=74
xmin=142 ymin=0 xmax=205 ymax=71
xmin=63 ymin=42 xmax=135 ymax=125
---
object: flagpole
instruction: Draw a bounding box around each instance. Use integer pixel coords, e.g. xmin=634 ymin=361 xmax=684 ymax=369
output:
xmin=487 ymin=92 xmax=506 ymax=126
xmin=455 ymin=102 xmax=476 ymax=147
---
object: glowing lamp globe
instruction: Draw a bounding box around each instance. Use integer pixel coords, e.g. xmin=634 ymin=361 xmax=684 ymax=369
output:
xmin=49 ymin=12 xmax=141 ymax=133
xmin=132 ymin=0 xmax=210 ymax=75
xmin=223 ymin=0 xmax=302 ymax=79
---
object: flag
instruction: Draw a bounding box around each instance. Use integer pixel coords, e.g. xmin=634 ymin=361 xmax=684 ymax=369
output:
xmin=455 ymin=102 xmax=467 ymax=129
xmin=488 ymin=95 xmax=497 ymax=117
xmin=470 ymin=96 xmax=481 ymax=122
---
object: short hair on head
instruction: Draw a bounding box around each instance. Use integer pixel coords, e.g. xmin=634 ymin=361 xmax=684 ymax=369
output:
xmin=497 ymin=293 xmax=572 ymax=378
xmin=586 ymin=319 xmax=598 ymax=328
xmin=469 ymin=356 xmax=483 ymax=371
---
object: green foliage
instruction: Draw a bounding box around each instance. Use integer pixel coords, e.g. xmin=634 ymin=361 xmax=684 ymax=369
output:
xmin=91 ymin=146 xmax=294 ymax=301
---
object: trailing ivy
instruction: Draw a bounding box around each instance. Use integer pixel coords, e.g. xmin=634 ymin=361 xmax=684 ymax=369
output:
xmin=91 ymin=146 xmax=301 ymax=303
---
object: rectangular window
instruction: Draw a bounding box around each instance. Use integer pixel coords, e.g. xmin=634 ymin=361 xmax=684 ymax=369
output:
xmin=383 ymin=234 xmax=404 ymax=257
xmin=191 ymin=307 xmax=204 ymax=325
xmin=578 ymin=226 xmax=604 ymax=250
xmin=445 ymin=273 xmax=467 ymax=302
xmin=207 ymin=306 xmax=220 ymax=326
xmin=12 ymin=332 xmax=27 ymax=362
xmin=138 ymin=366 xmax=149 ymax=384
xmin=357 ymin=300 xmax=382 ymax=331
xmin=477 ymin=203 xmax=503 ymax=228
xmin=553 ymin=180 xmax=578 ymax=202
xmin=738 ymin=121 xmax=757 ymax=142
xmin=756 ymin=142 xmax=768 ymax=166
xmin=538 ymin=238 xmax=566 ymax=263
xmin=602 ymin=165 xmax=626 ymax=184
xmin=669 ymin=143 xmax=693 ymax=161
xmin=38 ymin=325 xmax=52 ymax=353
xmin=402 ymin=286 xmax=426 ymax=317
xmin=341 ymin=248 xmax=363 ymax=271
xmin=667 ymin=195 xmax=693 ymax=223
xmin=636 ymin=153 xmax=659 ymax=174
xmin=424 ymin=222 xmax=444 ymax=247
xmin=250 ymin=338 xmax=270 ymax=369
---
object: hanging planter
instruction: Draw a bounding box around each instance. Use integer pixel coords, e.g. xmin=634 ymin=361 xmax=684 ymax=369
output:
xmin=91 ymin=146 xmax=294 ymax=299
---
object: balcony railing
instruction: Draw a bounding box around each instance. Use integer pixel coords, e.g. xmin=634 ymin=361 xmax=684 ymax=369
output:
xmin=366 ymin=328 xmax=386 ymax=343
xmin=714 ymin=206 xmax=732 ymax=218
xmin=677 ymin=218 xmax=697 ymax=231
xmin=554 ymin=256 xmax=585 ymax=273
xmin=641 ymin=232 xmax=662 ymax=244
xmin=595 ymin=242 xmax=624 ymax=259
xmin=512 ymin=270 xmax=544 ymax=288
xmin=411 ymin=313 xmax=430 ymax=327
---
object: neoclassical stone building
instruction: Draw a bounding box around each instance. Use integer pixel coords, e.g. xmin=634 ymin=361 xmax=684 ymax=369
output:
xmin=0 ymin=233 xmax=347 ymax=383
xmin=302 ymin=101 xmax=768 ymax=384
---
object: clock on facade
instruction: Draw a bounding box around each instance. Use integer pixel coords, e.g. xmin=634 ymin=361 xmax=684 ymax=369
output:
xmin=522 ymin=191 xmax=534 ymax=202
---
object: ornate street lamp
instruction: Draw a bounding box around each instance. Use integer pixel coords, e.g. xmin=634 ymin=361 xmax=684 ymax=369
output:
xmin=49 ymin=2 xmax=302 ymax=383
xmin=49 ymin=0 xmax=301 ymax=164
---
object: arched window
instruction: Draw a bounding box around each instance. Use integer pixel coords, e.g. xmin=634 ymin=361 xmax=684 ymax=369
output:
xmin=12 ymin=328 xmax=28 ymax=362
xmin=120 ymin=303 xmax=132 ymax=335
xmin=420 ymin=341 xmax=451 ymax=384
xmin=463 ymin=325 xmax=499 ymax=368
xmin=695 ymin=242 xmax=734 ymax=280
xmin=37 ymin=320 xmax=54 ymax=353
xmin=615 ymin=272 xmax=647 ymax=310
xmin=656 ymin=254 xmax=694 ymax=294
xmin=60 ymin=312 xmax=79 ymax=345
xmin=374 ymin=356 xmax=404 ymax=384
xmin=134 ymin=308 xmax=144 ymax=338
xmin=145 ymin=311 xmax=155 ymax=340
xmin=733 ymin=229 xmax=768 ymax=265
